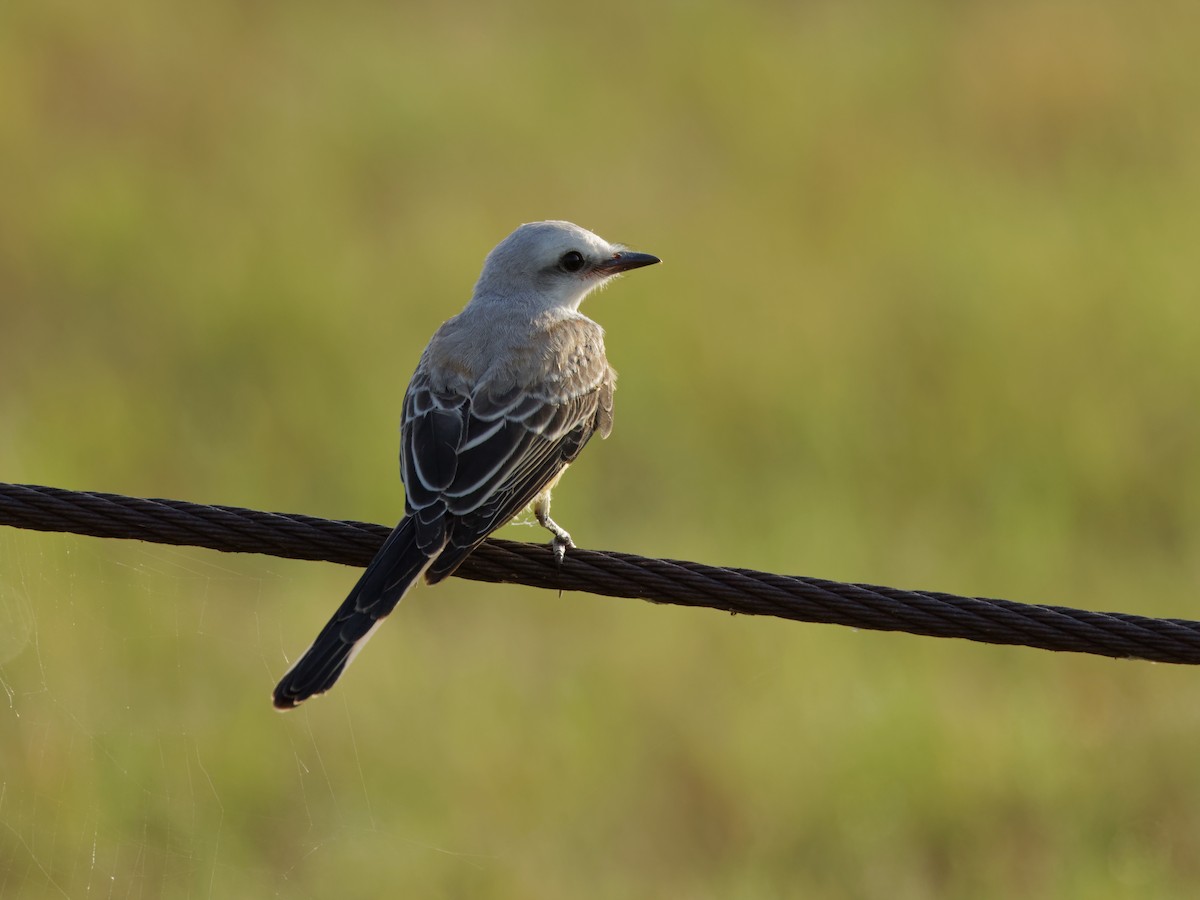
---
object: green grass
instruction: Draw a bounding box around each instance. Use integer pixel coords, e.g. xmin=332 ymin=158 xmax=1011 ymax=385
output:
xmin=3 ymin=0 xmax=1200 ymax=896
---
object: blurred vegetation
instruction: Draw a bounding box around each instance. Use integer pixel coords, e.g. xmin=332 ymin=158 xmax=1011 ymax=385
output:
xmin=2 ymin=0 xmax=1200 ymax=896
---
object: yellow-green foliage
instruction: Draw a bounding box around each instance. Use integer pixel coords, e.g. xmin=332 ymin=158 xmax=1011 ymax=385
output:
xmin=2 ymin=1 xmax=1199 ymax=897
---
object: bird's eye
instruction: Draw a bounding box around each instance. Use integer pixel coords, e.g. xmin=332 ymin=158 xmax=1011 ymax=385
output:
xmin=559 ymin=250 xmax=586 ymax=273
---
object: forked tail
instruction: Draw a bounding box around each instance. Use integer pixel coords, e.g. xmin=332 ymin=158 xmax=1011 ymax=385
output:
xmin=273 ymin=516 xmax=433 ymax=709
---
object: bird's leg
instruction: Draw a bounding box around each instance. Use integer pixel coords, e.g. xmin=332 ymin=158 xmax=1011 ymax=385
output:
xmin=533 ymin=494 xmax=574 ymax=564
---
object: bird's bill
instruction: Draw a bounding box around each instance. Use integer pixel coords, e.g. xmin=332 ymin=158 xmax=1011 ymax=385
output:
xmin=595 ymin=250 xmax=661 ymax=274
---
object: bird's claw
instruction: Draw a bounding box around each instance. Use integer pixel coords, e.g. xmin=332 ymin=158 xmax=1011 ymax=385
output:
xmin=535 ymin=508 xmax=574 ymax=565
xmin=550 ymin=530 xmax=575 ymax=565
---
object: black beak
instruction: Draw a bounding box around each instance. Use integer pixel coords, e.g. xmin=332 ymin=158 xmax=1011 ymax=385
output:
xmin=595 ymin=250 xmax=661 ymax=274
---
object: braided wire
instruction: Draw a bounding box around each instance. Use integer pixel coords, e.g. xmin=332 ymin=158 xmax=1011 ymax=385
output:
xmin=3 ymin=482 xmax=1199 ymax=664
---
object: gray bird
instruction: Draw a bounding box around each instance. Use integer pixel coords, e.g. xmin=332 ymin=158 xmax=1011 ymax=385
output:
xmin=273 ymin=221 xmax=660 ymax=708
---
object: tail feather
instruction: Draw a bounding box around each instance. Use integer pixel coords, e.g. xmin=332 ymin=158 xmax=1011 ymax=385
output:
xmin=273 ymin=516 xmax=435 ymax=709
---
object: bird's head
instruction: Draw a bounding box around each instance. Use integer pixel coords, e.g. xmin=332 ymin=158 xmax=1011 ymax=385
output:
xmin=471 ymin=220 xmax=660 ymax=311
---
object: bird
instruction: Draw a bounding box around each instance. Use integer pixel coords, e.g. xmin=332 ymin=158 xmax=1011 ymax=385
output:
xmin=273 ymin=220 xmax=660 ymax=709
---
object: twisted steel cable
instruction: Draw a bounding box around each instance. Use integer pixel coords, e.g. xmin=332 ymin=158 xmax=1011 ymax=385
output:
xmin=2 ymin=482 xmax=1199 ymax=664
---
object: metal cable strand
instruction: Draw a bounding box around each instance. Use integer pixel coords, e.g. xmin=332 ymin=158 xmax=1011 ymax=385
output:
xmin=3 ymin=481 xmax=1200 ymax=665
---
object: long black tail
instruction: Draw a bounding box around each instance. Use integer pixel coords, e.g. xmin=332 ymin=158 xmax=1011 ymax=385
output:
xmin=273 ymin=516 xmax=432 ymax=709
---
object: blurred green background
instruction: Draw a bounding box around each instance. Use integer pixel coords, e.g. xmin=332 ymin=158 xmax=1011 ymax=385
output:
xmin=3 ymin=0 xmax=1200 ymax=896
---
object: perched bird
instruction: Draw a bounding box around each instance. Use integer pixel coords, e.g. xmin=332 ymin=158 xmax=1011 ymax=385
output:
xmin=273 ymin=221 xmax=660 ymax=709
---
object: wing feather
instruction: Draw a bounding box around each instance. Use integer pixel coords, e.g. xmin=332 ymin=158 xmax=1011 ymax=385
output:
xmin=398 ymin=314 xmax=616 ymax=579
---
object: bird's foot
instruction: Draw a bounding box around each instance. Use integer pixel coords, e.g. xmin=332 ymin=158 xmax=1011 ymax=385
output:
xmin=550 ymin=530 xmax=575 ymax=565
xmin=536 ymin=511 xmax=575 ymax=565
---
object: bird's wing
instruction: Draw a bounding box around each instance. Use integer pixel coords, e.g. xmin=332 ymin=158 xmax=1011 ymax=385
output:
xmin=400 ymin=317 xmax=614 ymax=579
xmin=402 ymin=372 xmax=613 ymax=581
